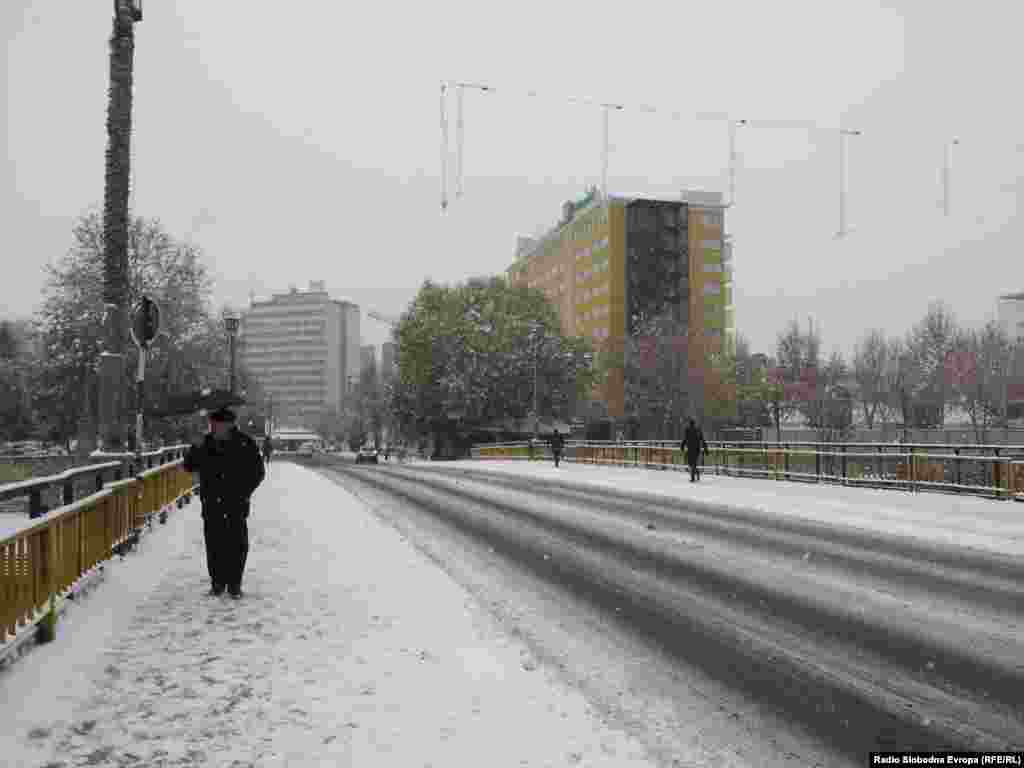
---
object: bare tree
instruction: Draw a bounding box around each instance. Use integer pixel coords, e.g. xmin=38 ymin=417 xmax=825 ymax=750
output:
xmin=950 ymin=322 xmax=1013 ymax=442
xmin=622 ymin=315 xmax=707 ymax=440
xmin=776 ymin=319 xmax=820 ymax=381
xmin=801 ymin=350 xmax=852 ymax=439
xmin=772 ymin=319 xmax=822 ymax=430
xmin=852 ymin=329 xmax=891 ymax=428
xmin=907 ymin=301 xmax=958 ymax=425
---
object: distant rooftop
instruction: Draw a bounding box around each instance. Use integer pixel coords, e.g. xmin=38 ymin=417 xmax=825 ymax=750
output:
xmin=512 ymin=189 xmax=725 ymax=267
xmin=247 ymin=279 xmax=359 ymax=308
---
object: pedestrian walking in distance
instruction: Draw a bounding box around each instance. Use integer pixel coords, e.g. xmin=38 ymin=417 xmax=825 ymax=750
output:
xmin=682 ymin=418 xmax=709 ymax=483
xmin=183 ymin=406 xmax=266 ymax=599
xmin=262 ymin=437 xmax=273 ymax=466
xmin=550 ymin=429 xmax=565 ymax=468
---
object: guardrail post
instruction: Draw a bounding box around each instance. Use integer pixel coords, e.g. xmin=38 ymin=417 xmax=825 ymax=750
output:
xmin=95 ymin=469 xmax=105 ymax=493
xmin=783 ymin=444 xmax=790 ymax=481
xmin=876 ymin=445 xmax=882 ymax=484
xmin=994 ymin=448 xmax=1002 ymax=499
xmin=954 ymin=448 xmax=961 ymax=487
xmin=910 ymin=446 xmax=917 ymax=493
xmin=815 ymin=445 xmax=821 ymax=483
xmin=841 ymin=444 xmax=848 ymax=485
xmin=37 ymin=525 xmax=59 ymax=643
xmin=63 ymin=480 xmax=74 ymax=507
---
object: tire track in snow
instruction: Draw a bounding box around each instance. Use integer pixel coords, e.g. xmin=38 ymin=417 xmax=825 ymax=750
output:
xmin=311 ymin=457 xmax=1024 ymax=759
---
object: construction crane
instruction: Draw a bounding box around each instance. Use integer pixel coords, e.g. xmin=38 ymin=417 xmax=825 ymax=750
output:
xmin=367 ymin=310 xmax=401 ymax=327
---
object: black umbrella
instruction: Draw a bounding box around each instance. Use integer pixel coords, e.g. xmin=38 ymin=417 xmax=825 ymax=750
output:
xmin=149 ymin=388 xmax=247 ymax=418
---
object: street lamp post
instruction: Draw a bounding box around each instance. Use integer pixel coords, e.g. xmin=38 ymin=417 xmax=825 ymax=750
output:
xmin=224 ymin=314 xmax=240 ymax=395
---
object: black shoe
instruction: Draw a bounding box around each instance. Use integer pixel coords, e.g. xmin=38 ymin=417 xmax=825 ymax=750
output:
xmin=228 ymin=585 xmax=242 ymax=599
xmin=209 ymin=584 xmax=225 ymax=596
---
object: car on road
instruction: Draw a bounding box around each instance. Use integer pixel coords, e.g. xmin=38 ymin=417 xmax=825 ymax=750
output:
xmin=355 ymin=445 xmax=378 ymax=465
xmin=297 ymin=443 xmax=316 ymax=457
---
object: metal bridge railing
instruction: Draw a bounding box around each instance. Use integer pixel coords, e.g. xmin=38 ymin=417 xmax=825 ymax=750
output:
xmin=471 ymin=440 xmax=1024 ymax=501
xmin=0 ymin=446 xmax=196 ymax=655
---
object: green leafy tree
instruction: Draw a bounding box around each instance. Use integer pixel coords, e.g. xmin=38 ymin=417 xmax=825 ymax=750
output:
xmin=392 ymin=277 xmax=596 ymax=440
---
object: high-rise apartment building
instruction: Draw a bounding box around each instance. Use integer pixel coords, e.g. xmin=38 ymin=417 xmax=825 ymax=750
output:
xmin=360 ymin=345 xmax=377 ymax=380
xmin=241 ymin=281 xmax=361 ymax=429
xmin=381 ymin=342 xmax=397 ymax=380
xmin=507 ymin=189 xmax=733 ymax=419
xmin=339 ymin=301 xmax=361 ymax=393
xmin=997 ymin=292 xmax=1024 ymax=344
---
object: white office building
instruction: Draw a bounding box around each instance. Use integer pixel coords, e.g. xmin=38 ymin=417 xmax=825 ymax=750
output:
xmin=241 ymin=281 xmax=360 ymax=430
xmin=997 ymin=292 xmax=1024 ymax=344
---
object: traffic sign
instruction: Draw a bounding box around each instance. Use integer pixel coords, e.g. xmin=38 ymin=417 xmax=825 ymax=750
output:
xmin=131 ymin=296 xmax=160 ymax=348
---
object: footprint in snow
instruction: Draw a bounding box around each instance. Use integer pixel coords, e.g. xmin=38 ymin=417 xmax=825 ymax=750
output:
xmin=71 ymin=719 xmax=98 ymax=736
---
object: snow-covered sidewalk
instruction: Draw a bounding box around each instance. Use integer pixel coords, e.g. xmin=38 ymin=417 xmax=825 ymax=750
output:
xmin=434 ymin=459 xmax=1024 ymax=558
xmin=1 ymin=462 xmax=654 ymax=768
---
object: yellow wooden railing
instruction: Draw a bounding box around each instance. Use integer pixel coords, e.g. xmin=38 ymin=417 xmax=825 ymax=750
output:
xmin=1 ymin=455 xmax=195 ymax=649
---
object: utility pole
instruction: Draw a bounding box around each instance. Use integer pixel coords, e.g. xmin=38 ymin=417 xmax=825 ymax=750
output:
xmin=97 ymin=0 xmax=142 ymax=453
xmin=224 ymin=314 xmax=240 ymax=395
xmin=836 ymin=128 xmax=861 ymax=238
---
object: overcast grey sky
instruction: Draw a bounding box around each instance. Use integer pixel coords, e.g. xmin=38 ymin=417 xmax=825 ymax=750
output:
xmin=4 ymin=0 xmax=1022 ymax=355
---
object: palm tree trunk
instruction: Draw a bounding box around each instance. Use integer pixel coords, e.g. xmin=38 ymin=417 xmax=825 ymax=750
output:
xmin=97 ymin=1 xmax=138 ymax=451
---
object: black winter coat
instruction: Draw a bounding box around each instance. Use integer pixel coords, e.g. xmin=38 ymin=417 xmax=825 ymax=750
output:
xmin=682 ymin=425 xmax=708 ymax=462
xmin=183 ymin=428 xmax=266 ymax=517
xmin=551 ymin=433 xmax=565 ymax=452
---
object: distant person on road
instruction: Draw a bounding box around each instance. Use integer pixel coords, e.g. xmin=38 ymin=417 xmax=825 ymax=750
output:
xmin=550 ymin=429 xmax=565 ymax=468
xmin=183 ymin=406 xmax=266 ymax=599
xmin=262 ymin=438 xmax=273 ymax=466
xmin=682 ymin=419 xmax=709 ymax=482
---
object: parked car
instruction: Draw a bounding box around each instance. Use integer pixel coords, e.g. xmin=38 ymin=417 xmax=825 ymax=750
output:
xmin=356 ymin=445 xmax=378 ymax=465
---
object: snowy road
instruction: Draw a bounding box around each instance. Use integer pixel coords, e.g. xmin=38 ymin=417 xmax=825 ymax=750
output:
xmin=307 ymin=456 xmax=1024 ymax=761
xmin=3 ymin=463 xmax=659 ymax=768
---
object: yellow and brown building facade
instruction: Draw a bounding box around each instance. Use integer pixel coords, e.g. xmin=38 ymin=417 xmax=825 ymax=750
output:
xmin=508 ymin=190 xmax=734 ymax=419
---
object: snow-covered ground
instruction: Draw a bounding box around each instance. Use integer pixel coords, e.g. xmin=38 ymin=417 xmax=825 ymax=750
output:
xmin=0 ymin=462 xmax=655 ymax=768
xmin=429 ymin=459 xmax=1024 ymax=558
xmin=1 ymin=512 xmax=32 ymax=539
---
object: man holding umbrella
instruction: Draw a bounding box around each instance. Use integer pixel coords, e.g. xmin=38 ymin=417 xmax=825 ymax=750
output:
xmin=183 ymin=399 xmax=266 ymax=599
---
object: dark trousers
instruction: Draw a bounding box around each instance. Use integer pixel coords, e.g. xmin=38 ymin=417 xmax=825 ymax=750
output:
xmin=203 ymin=513 xmax=249 ymax=589
xmin=553 ymin=450 xmax=562 ymax=467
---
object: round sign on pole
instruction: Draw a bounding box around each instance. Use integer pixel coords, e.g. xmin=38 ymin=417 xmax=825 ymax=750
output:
xmin=131 ymin=296 xmax=160 ymax=348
